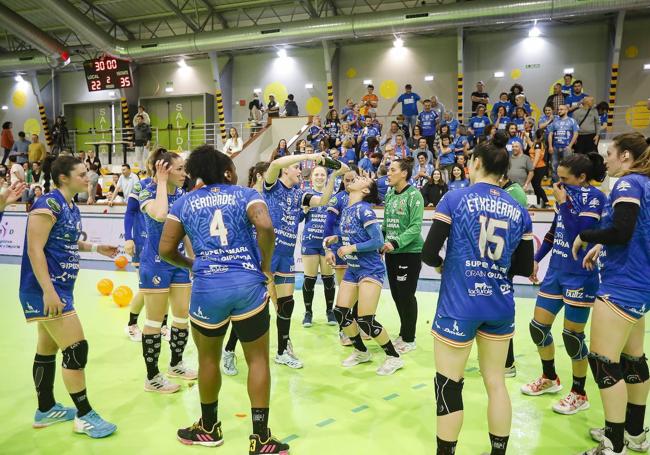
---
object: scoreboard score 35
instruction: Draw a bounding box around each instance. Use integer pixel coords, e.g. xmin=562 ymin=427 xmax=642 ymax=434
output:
xmin=83 ymin=57 xmax=133 ymax=92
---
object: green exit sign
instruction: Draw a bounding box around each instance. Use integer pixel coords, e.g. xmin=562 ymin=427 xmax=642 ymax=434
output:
xmin=525 ymin=64 xmax=541 ymax=69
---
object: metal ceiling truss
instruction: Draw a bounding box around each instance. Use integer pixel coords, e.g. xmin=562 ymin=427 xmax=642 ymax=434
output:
xmin=78 ymin=0 xmax=135 ymax=40
xmin=161 ymin=0 xmax=200 ymax=33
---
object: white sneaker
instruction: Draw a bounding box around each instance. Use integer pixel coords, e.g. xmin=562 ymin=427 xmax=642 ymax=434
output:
xmin=521 ymin=375 xmax=562 ymax=396
xmin=393 ymin=336 xmax=404 ymax=348
xmin=167 ymin=361 xmax=198 ymax=380
xmin=161 ymin=325 xmax=171 ymax=342
xmin=286 ymin=339 xmax=297 ymax=359
xmin=504 ymin=365 xmax=517 ymax=378
xmin=342 ymin=349 xmax=372 ymax=367
xmin=553 ymin=391 xmax=590 ymax=415
xmin=397 ymin=340 xmax=416 ymax=354
xmin=275 ymin=350 xmax=303 ymax=369
xmin=581 ymin=436 xmax=627 ymax=454
xmin=591 ymin=427 xmax=649 ymax=453
xmin=145 ymin=373 xmax=180 ymax=393
xmin=124 ymin=324 xmax=142 ymax=342
xmin=376 ymin=356 xmax=404 ymax=376
xmin=221 ymin=350 xmax=238 ymax=376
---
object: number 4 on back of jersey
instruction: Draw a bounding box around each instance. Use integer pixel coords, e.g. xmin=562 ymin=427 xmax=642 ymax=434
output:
xmin=210 ymin=209 xmax=229 ymax=246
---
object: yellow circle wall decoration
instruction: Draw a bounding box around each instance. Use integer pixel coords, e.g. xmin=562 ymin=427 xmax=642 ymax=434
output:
xmin=306 ymin=97 xmax=323 ymax=116
xmin=345 ymin=68 xmax=357 ymax=79
xmin=530 ymin=103 xmax=541 ymax=122
xmin=510 ymin=68 xmax=522 ymax=80
xmin=263 ymin=82 xmax=288 ymax=105
xmin=23 ymin=118 xmax=41 ymax=135
xmin=625 ymin=46 xmax=639 ymax=59
xmin=379 ymin=80 xmax=398 ymax=99
xmin=12 ymin=89 xmax=27 ymax=108
xmin=625 ymin=101 xmax=650 ymax=129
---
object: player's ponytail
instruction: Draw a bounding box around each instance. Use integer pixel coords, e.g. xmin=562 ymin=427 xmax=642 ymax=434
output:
xmin=150 ymin=147 xmax=181 ymax=177
xmin=471 ymin=131 xmax=509 ymax=179
xmin=586 ymin=152 xmax=607 ymax=182
xmin=560 ymin=153 xmax=606 ymax=183
xmin=248 ymin=161 xmax=270 ymax=188
xmin=362 ymin=179 xmax=380 ymax=205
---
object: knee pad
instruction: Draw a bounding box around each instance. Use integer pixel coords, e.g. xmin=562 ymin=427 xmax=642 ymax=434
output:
xmin=435 ymin=372 xmax=464 ymax=416
xmin=621 ymin=353 xmax=650 ymax=384
xmin=321 ymin=274 xmax=335 ymax=290
xmin=62 ymin=340 xmax=89 ymax=370
xmin=562 ymin=328 xmax=589 ymax=360
xmin=302 ymin=275 xmax=316 ymax=292
xmin=529 ymin=319 xmax=553 ymax=347
xmin=276 ymin=296 xmax=294 ymax=320
xmin=588 ymin=352 xmax=622 ymax=389
xmin=333 ymin=306 xmax=353 ymax=328
xmin=356 ymin=315 xmax=383 ymax=338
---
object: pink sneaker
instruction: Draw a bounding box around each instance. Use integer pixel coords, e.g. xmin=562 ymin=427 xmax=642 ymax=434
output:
xmin=520 ymin=375 xmax=562 ymax=396
xmin=553 ymin=391 xmax=590 ymax=415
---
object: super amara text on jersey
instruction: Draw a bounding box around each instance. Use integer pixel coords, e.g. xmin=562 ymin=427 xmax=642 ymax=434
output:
xmin=466 ymin=196 xmax=522 ymax=222
xmin=465 ymin=260 xmax=508 ymax=275
xmin=188 ymin=193 xmax=237 ymax=211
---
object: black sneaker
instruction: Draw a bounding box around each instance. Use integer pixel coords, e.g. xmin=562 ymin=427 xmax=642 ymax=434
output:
xmin=326 ymin=310 xmax=337 ymax=326
xmin=177 ymin=419 xmax=223 ymax=447
xmin=249 ymin=429 xmax=290 ymax=454
xmin=302 ymin=312 xmax=313 ymax=328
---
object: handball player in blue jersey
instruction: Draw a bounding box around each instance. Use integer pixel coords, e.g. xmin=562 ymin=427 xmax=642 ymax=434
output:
xmin=123 ymin=157 xmax=153 ymax=342
xmin=572 ymin=132 xmax=650 ymax=455
xmin=522 ymin=153 xmax=607 ymax=416
xmin=422 ymin=133 xmax=534 ymax=455
xmin=301 ymin=165 xmax=338 ymax=328
xmin=160 ymin=146 xmax=289 ymax=455
xmin=263 ymin=152 xmax=348 ymax=369
xmin=19 ymin=156 xmax=117 ymax=438
xmin=138 ymin=148 xmax=196 ymax=394
xmin=221 ymin=161 xmax=270 ymax=377
xmin=327 ymin=174 xmax=404 ymax=375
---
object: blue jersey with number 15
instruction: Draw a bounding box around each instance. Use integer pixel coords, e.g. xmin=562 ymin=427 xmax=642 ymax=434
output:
xmin=168 ymin=184 xmax=266 ymax=285
xmin=434 ymin=182 xmax=533 ymax=321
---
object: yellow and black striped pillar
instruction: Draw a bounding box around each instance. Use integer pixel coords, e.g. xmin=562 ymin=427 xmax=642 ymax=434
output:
xmin=38 ymin=104 xmax=53 ymax=147
xmin=607 ymin=64 xmax=618 ymax=128
xmin=215 ymin=89 xmax=226 ymax=143
xmin=327 ymin=81 xmax=334 ymax=111
xmin=120 ymin=98 xmax=133 ymax=143
xmin=457 ymin=73 xmax=464 ymax=121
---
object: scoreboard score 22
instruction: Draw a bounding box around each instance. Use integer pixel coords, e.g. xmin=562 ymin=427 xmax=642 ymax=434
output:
xmin=83 ymin=57 xmax=133 ymax=92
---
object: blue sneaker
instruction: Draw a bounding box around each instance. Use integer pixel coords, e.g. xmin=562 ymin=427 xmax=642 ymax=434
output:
xmin=33 ymin=403 xmax=76 ymax=428
xmin=73 ymin=410 xmax=117 ymax=438
xmin=302 ymin=312 xmax=313 ymax=328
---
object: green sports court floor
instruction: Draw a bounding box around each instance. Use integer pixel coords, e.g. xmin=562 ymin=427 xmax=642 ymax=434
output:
xmin=1 ymin=262 xmax=647 ymax=455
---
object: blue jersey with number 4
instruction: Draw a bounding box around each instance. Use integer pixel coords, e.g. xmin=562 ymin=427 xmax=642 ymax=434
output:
xmin=168 ymin=184 xmax=266 ymax=284
xmin=433 ymin=183 xmax=533 ymax=321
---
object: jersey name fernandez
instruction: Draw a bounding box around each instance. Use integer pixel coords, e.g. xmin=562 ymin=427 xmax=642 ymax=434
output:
xmin=434 ymin=183 xmax=533 ymax=321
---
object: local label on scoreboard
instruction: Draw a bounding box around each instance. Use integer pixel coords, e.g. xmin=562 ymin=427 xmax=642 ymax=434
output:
xmin=83 ymin=57 xmax=133 ymax=92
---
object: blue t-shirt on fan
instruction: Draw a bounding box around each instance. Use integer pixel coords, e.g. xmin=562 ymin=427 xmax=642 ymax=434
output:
xmin=397 ymin=92 xmax=421 ymax=116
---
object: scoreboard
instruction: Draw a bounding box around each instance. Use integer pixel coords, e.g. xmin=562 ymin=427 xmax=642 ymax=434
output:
xmin=83 ymin=57 xmax=133 ymax=92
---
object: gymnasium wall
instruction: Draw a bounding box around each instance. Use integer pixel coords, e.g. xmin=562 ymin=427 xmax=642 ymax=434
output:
xmin=617 ymin=17 xmax=650 ymax=133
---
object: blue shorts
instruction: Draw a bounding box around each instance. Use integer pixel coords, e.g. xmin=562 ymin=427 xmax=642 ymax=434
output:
xmin=342 ymin=266 xmax=384 ymax=286
xmin=190 ymin=281 xmax=268 ymax=331
xmin=19 ymin=291 xmax=75 ymax=323
xmin=271 ymin=254 xmax=295 ymax=284
xmin=598 ymin=284 xmax=650 ymax=322
xmin=301 ymin=246 xmax=325 ymax=256
xmin=139 ymin=264 xmax=191 ymax=292
xmin=432 ymin=313 xmax=515 ymax=347
xmin=537 ymin=269 xmax=598 ymax=324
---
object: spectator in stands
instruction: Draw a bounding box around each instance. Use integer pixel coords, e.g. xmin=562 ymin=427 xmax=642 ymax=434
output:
xmin=380 ymin=121 xmax=401 ymax=149
xmin=545 ymin=83 xmax=566 ymax=114
xmin=448 ymin=164 xmax=469 ymax=190
xmin=430 ymin=96 xmax=445 ymax=120
xmin=223 ymin=126 xmax=243 ymax=158
xmin=338 ymin=121 xmax=355 ymax=148
xmin=561 ymin=73 xmax=574 ymax=96
xmin=8 ymin=155 xmax=24 ymax=185
xmin=413 ymin=136 xmax=434 ymax=165
xmin=376 ymin=165 xmax=389 ymax=203
xmin=30 ymin=185 xmax=42 ymax=204
xmin=317 ymin=138 xmax=329 ymax=155
xmin=381 ymin=143 xmax=397 ymax=168
xmin=133 ymin=114 xmax=152 ymax=166
xmin=565 ymin=80 xmax=587 ymax=115
xmin=342 ymin=139 xmax=357 ymax=165
xmin=108 ymin=174 xmax=122 ymax=200
xmin=325 ymin=109 xmax=341 ymax=147
xmin=413 ymin=152 xmax=433 ymax=189
xmin=84 ymin=164 xmax=100 ymax=204
xmin=270 ymin=139 xmax=289 ymax=161
xmin=408 ymin=124 xmax=423 ymax=149
xmin=85 ymin=148 xmax=101 ymax=170
xmin=307 ymin=115 xmax=324 ymax=149
xmin=491 ymin=92 xmax=513 ymax=122
xmin=28 ymin=134 xmax=47 ymax=165
xmin=530 ymin=129 xmax=550 ymax=209
xmin=360 ymin=84 xmax=378 ymax=116
xmin=452 ymin=125 xmax=470 ymax=158
xmin=494 ymin=105 xmax=511 ymax=131
xmin=341 ymin=98 xmax=354 ymax=120
xmin=1 ymin=121 xmax=14 ymax=166
xmin=133 ymin=105 xmax=150 ymax=125
xmin=547 ymin=104 xmax=579 ymax=181
xmin=468 ymin=104 xmax=491 ymax=144
xmin=421 ymin=168 xmax=447 ymax=207
xmin=512 ymin=107 xmax=527 ymax=132
xmin=395 ymin=114 xmax=410 ymax=141
xmin=418 ymin=99 xmax=438 ymax=151
xmin=511 ymin=94 xmax=532 ymax=117
xmin=470 ymin=81 xmax=489 ymax=115
xmin=10 ymin=131 xmax=29 ymax=165
xmin=437 ymin=135 xmax=455 ymax=181
xmin=108 ymin=163 xmax=139 ymax=206
xmin=508 ymin=84 xmax=525 ymax=105
xmin=440 ymin=111 xmax=459 ymax=137
xmin=505 ymin=123 xmax=524 ymax=155
xmin=51 ymin=115 xmax=69 ymax=154
xmin=394 ymin=134 xmax=410 ymax=158
xmin=358 ymin=149 xmax=381 ymax=178
xmin=267 ymin=94 xmax=280 ymax=119
xmin=358 ymin=116 xmax=380 ymax=157
xmin=455 ymin=154 xmax=469 ymax=178
xmin=508 ymin=140 xmax=533 ymax=192
xmin=573 ymin=96 xmax=601 ymax=154
xmin=284 ymin=94 xmax=299 ymax=117
xmin=596 ymin=101 xmax=609 ymax=140
xmin=295 ymin=139 xmax=308 ymax=155
xmin=30 ymin=161 xmax=44 ymax=188
xmin=538 ymin=105 xmax=554 ymax=132
xmin=248 ymin=93 xmax=264 ymax=136
xmin=435 ymin=124 xmax=452 ymax=150
xmin=388 ymin=84 xmax=421 ymax=133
